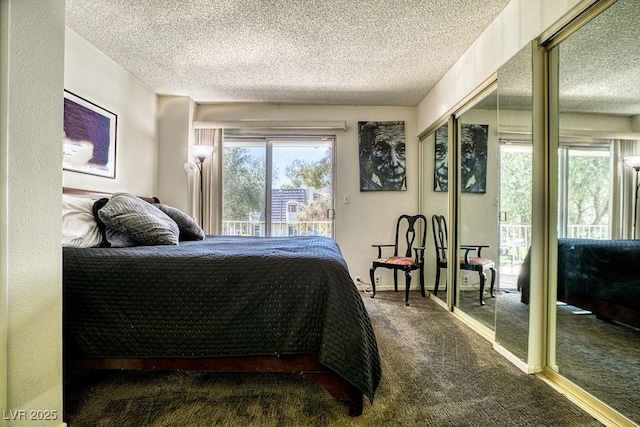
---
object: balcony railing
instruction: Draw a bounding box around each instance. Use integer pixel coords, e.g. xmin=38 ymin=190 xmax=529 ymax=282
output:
xmin=222 ymin=220 xmax=607 ymax=259
xmin=500 ymin=223 xmax=609 ymax=264
xmin=222 ymin=220 xmax=332 ymax=237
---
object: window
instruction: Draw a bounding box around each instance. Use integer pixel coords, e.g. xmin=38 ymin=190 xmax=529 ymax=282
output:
xmin=558 ymin=145 xmax=611 ymax=239
xmin=222 ymin=136 xmax=335 ymax=237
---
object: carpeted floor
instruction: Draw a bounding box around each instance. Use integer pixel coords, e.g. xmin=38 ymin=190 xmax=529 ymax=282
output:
xmin=465 ymin=285 xmax=640 ymax=423
xmin=64 ymin=291 xmax=603 ymax=426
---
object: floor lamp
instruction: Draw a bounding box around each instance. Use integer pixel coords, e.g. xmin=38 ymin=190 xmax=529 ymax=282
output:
xmin=624 ymin=156 xmax=640 ymax=239
xmin=189 ymin=145 xmax=214 ymax=228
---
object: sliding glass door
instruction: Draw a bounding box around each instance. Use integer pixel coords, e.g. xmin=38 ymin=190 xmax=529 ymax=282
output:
xmin=222 ymin=136 xmax=335 ymax=238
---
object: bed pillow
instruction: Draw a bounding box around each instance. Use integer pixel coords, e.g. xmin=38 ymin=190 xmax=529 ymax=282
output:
xmin=62 ymin=195 xmax=103 ymax=248
xmin=154 ymin=203 xmax=205 ymax=241
xmin=97 ymin=193 xmax=179 ymax=246
xmin=92 ymin=197 xmax=138 ymax=248
xmin=105 ymin=227 xmax=140 ymax=248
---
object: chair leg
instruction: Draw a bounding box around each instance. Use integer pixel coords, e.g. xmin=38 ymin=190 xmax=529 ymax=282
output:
xmin=419 ymin=267 xmax=425 ymax=297
xmin=370 ymin=267 xmax=376 ymax=298
xmin=434 ymin=266 xmax=440 ymax=295
xmin=489 ymin=267 xmax=497 ymax=298
xmin=393 ymin=270 xmax=398 ymax=292
xmin=404 ymin=271 xmax=411 ymax=306
xmin=479 ymin=271 xmax=487 ymax=306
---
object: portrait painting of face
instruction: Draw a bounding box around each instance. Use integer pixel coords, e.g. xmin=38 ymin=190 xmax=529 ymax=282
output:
xmin=433 ymin=123 xmax=488 ymax=194
xmin=434 ymin=124 xmax=448 ymax=191
xmin=359 ymin=121 xmax=406 ymax=191
xmin=460 ymin=124 xmax=488 ymax=193
xmin=63 ymin=91 xmax=117 ymax=178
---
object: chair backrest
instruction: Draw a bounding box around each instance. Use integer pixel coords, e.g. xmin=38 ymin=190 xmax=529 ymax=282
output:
xmin=395 ymin=214 xmax=427 ymax=258
xmin=431 ymin=215 xmax=448 ymax=262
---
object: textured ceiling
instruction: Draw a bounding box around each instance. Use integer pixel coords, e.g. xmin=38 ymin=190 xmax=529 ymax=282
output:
xmin=65 ymin=0 xmax=511 ymax=106
xmin=496 ymin=0 xmax=640 ymax=117
xmin=558 ymin=0 xmax=640 ymax=116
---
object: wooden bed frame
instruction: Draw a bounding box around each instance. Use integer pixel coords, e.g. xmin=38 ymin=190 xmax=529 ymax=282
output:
xmin=67 ymin=355 xmax=363 ymax=416
xmin=62 ymin=187 xmax=364 ymax=416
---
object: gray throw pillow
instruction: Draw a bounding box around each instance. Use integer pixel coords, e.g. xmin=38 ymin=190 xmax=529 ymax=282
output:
xmin=98 ymin=193 xmax=179 ymax=246
xmin=105 ymin=227 xmax=140 ymax=248
xmin=154 ymin=203 xmax=205 ymax=241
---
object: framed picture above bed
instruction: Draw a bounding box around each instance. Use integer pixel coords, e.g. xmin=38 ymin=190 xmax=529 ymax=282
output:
xmin=63 ymin=90 xmax=117 ymax=178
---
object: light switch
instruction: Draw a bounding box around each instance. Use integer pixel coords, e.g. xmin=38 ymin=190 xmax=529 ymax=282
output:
xmin=343 ymin=194 xmax=350 ymax=204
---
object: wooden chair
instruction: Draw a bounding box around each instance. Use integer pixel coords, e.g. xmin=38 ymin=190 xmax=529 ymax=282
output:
xmin=431 ymin=214 xmax=496 ymax=306
xmin=370 ymin=214 xmax=427 ymax=306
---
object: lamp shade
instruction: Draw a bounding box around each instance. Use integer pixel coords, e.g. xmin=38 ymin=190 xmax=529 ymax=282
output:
xmin=190 ymin=145 xmax=214 ymax=160
xmin=624 ymin=156 xmax=640 ymax=170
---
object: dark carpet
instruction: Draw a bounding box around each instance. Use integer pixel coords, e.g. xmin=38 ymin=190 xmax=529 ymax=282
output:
xmin=64 ymin=291 xmax=603 ymax=426
xmin=473 ymin=286 xmax=639 ymax=423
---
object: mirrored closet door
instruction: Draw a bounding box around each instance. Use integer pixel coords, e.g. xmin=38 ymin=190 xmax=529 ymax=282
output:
xmin=421 ymin=121 xmax=451 ymax=306
xmin=453 ymin=86 xmax=499 ymax=334
xmin=549 ymin=0 xmax=640 ymax=422
xmin=494 ymin=43 xmax=534 ymax=363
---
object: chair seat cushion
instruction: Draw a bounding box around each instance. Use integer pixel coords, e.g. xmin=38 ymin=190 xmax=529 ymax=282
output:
xmin=460 ymin=256 xmax=494 ymax=267
xmin=375 ymin=256 xmax=415 ymax=266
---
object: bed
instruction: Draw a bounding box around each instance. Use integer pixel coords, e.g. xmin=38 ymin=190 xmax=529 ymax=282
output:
xmin=62 ymin=188 xmax=381 ymax=416
xmin=518 ymin=238 xmax=640 ymax=328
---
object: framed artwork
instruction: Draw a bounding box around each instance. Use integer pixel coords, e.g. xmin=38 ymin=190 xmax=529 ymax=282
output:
xmin=63 ymin=91 xmax=117 ymax=178
xmin=358 ymin=121 xmax=406 ymax=191
xmin=434 ymin=124 xmax=448 ymax=191
xmin=434 ymin=123 xmax=488 ymax=194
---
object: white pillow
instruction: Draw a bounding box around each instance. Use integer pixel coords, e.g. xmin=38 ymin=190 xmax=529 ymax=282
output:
xmin=62 ymin=194 xmax=102 ymax=248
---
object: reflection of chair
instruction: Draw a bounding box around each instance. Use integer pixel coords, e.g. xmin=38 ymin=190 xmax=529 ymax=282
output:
xmin=370 ymin=214 xmax=427 ymax=306
xmin=432 ymin=215 xmax=496 ymax=306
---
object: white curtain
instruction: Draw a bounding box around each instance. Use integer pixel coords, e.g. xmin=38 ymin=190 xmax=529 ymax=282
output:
xmin=192 ymin=128 xmax=223 ymax=235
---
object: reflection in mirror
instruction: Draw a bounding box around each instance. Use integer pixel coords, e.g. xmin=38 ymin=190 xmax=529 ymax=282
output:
xmin=422 ymin=123 xmax=449 ymax=306
xmin=495 ymin=43 xmax=533 ymax=362
xmin=552 ymin=0 xmax=640 ymax=422
xmin=455 ymin=88 xmax=499 ymax=332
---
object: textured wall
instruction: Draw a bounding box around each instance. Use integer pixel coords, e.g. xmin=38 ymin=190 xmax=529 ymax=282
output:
xmin=2 ymin=1 xmax=65 ymax=426
xmin=64 ymin=28 xmax=158 ymax=197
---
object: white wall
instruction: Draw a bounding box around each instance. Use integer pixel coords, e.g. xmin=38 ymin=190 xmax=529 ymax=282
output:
xmin=157 ymin=96 xmax=196 ymax=210
xmin=1 ymin=1 xmax=65 ymax=426
xmin=417 ymin=0 xmax=583 ymax=133
xmin=188 ymin=104 xmax=419 ymax=289
xmin=64 ymin=28 xmax=158 ymax=197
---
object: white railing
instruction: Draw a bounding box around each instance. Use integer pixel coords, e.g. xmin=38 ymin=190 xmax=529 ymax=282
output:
xmin=222 ymin=220 xmax=332 ymax=237
xmin=565 ymin=225 xmax=609 ymax=239
xmin=500 ymin=223 xmax=609 ymax=263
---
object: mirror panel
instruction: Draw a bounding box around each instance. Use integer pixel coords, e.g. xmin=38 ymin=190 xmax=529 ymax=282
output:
xmin=455 ymin=88 xmax=499 ymax=332
xmin=495 ymin=43 xmax=533 ymax=362
xmin=553 ymin=0 xmax=640 ymax=422
xmin=422 ymin=122 xmax=450 ymax=305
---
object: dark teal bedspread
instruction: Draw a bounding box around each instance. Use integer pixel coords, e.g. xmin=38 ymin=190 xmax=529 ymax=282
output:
xmin=63 ymin=235 xmax=381 ymax=402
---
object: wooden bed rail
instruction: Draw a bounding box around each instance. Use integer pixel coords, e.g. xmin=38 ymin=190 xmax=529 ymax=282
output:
xmin=67 ymin=355 xmax=364 ymax=416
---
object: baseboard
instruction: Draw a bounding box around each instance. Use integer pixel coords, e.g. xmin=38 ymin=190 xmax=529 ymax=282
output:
xmin=451 ymin=307 xmax=496 ymax=342
xmin=492 ymin=342 xmax=533 ymax=374
xmin=538 ymin=368 xmax=637 ymax=427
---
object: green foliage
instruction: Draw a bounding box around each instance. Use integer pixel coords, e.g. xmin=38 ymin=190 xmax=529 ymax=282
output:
xmin=222 ymin=147 xmax=265 ymax=221
xmin=500 ymin=150 xmax=533 ymax=224
xmin=296 ymin=193 xmax=330 ymax=222
xmin=567 ymin=154 xmax=610 ymax=225
xmin=283 ymin=152 xmax=331 ymax=190
xmin=282 ymin=151 xmax=331 ymax=222
xmin=500 ymin=148 xmax=610 ymax=227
